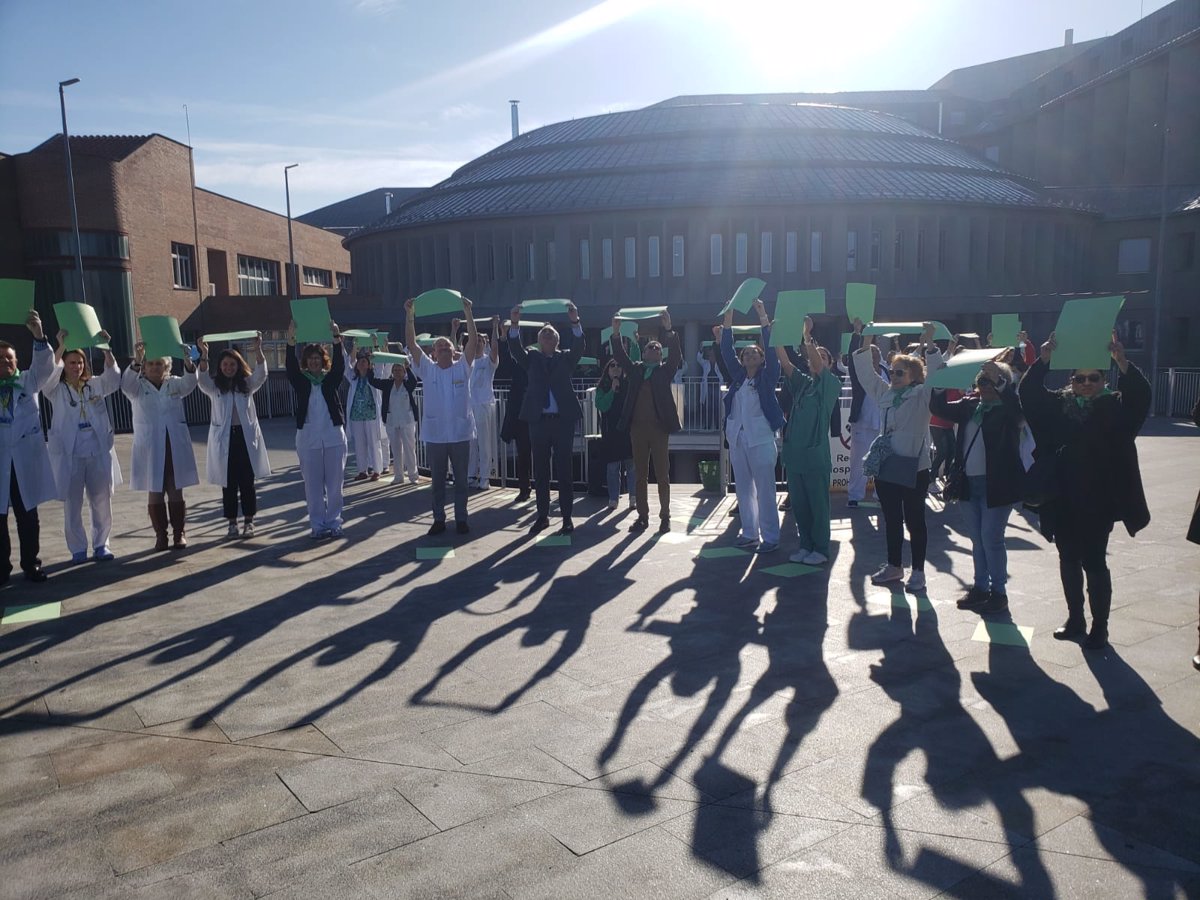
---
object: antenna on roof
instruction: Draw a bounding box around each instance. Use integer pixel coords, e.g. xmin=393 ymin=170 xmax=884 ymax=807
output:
xmin=510 ymin=100 xmax=520 ymax=140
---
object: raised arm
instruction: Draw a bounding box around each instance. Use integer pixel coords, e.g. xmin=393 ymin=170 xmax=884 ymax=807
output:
xmin=461 ymin=297 xmax=479 ymax=364
xmin=404 ymin=298 xmax=427 ymax=367
xmin=852 ymin=337 xmax=889 ymax=402
xmin=27 ymin=311 xmax=56 ymax=392
xmin=610 ymin=318 xmax=634 ymax=371
xmin=489 ymin=316 xmax=500 ymax=364
xmin=507 ymin=304 xmax=531 ymax=370
xmin=564 ymin=302 xmax=584 ymax=367
xmin=661 ymin=310 xmax=682 ymax=373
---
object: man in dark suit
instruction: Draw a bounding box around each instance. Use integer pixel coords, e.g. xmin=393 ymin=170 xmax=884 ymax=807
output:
xmin=508 ymin=303 xmax=584 ymax=535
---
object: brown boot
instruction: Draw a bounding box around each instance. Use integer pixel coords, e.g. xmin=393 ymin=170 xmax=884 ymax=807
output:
xmin=148 ymin=504 xmax=169 ymax=551
xmin=167 ymin=500 xmax=187 ymax=549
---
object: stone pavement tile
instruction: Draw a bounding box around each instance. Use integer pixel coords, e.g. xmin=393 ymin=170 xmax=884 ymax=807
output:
xmin=43 ymin=692 xmax=146 ymax=732
xmin=140 ymin=714 xmax=230 ymax=742
xmin=392 ymin=767 xmax=566 ymax=830
xmin=97 ymin=771 xmax=307 ymax=874
xmin=314 ymin=689 xmax=483 ymax=752
xmin=874 ymin=790 xmax=1029 ymax=846
xmin=718 ymin=770 xmax=877 ymax=826
xmin=351 ymin=808 xmax=574 ymax=900
xmin=221 ymin=789 xmax=437 ymax=896
xmin=423 ymin=699 xmax=588 ymax=765
xmin=257 ymin=866 xmax=377 ymax=900
xmin=352 ymin=734 xmax=467 ymax=769
xmin=535 ymin=712 xmax=692 ymax=780
xmin=277 ymin=755 xmax=426 ymax=812
xmin=516 ymin=783 xmax=696 ymax=855
xmin=61 ymin=846 xmax=255 ymax=900
xmin=464 ymin=746 xmax=588 ymax=785
xmin=235 ymin=723 xmax=343 ymax=756
xmin=1033 ymin=816 xmax=1200 ymax=873
xmin=522 ymin=825 xmax=737 ymax=900
xmin=952 ymin=846 xmax=1200 ymax=899
xmin=0 ymin=752 xmax=58 ymax=804
xmin=596 ymin=760 xmax=716 ymax=803
xmin=0 ymin=822 xmax=114 ymax=900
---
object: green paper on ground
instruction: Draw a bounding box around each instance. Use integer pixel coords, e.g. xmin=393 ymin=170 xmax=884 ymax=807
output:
xmin=616 ymin=306 xmax=667 ymax=320
xmin=856 ymin=500 xmax=881 ymax=508
xmin=840 ymin=332 xmax=853 ymax=355
xmin=0 ymin=278 xmax=35 ymax=325
xmin=535 ymin=534 xmax=572 ymax=547
xmin=413 ymin=289 xmax=467 ymax=318
xmin=139 ymin=316 xmax=186 ymax=359
xmin=990 ymin=314 xmax=1021 ymax=348
xmin=601 ymin=320 xmax=639 ymax=344
xmin=770 ymin=290 xmax=826 ymax=347
xmin=202 ymin=330 xmax=258 ymax=343
xmin=863 ymin=321 xmax=952 ymax=341
xmin=54 ymin=302 xmax=110 ymax=350
xmin=291 ymin=297 xmax=332 ymax=343
xmin=761 ymin=563 xmax=822 ymax=578
xmin=927 ymin=348 xmax=1002 ymax=390
xmin=697 ymin=546 xmax=751 ymax=559
xmin=520 ymin=298 xmax=571 ymax=315
xmin=845 ymin=283 xmax=877 ymax=324
xmin=416 ymin=546 xmax=455 ymax=560
xmin=372 ymin=352 xmax=410 ymax=366
xmin=1 ymin=602 xmax=62 ymax=625
xmin=866 ymin=591 xmax=934 ymax=612
xmin=1050 ymin=296 xmax=1125 ymax=370
xmin=971 ymin=620 xmax=1033 ymax=648
xmin=577 ymin=356 xmax=598 ymax=367
xmin=720 ymin=278 xmax=766 ymax=315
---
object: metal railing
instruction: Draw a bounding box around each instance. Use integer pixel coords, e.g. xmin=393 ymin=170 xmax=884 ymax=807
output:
xmin=1154 ymin=368 xmax=1200 ymax=418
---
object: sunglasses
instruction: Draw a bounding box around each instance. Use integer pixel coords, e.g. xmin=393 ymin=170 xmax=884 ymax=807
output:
xmin=889 ymin=368 xmax=910 ymax=378
xmin=1071 ymin=373 xmax=1104 ymax=384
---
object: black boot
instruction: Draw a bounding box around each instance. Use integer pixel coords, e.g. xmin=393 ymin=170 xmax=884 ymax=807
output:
xmin=1054 ymin=558 xmax=1087 ymax=640
xmin=1083 ymin=566 xmax=1112 ymax=650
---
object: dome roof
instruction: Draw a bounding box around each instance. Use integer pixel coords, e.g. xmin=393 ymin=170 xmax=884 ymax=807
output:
xmin=348 ymin=100 xmax=1081 ymax=241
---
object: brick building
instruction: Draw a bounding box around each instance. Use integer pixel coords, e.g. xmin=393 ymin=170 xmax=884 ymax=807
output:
xmin=0 ymin=134 xmax=350 ymax=355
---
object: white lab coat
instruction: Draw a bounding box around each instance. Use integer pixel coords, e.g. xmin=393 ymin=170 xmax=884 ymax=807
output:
xmin=0 ymin=340 xmax=58 ymax=513
xmin=44 ymin=355 xmax=124 ymax=494
xmin=196 ymin=361 xmax=272 ymax=486
xmin=121 ymin=366 xmax=200 ymax=492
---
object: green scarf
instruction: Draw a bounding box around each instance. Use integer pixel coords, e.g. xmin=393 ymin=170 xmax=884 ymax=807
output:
xmin=642 ymin=362 xmax=659 ymax=381
xmin=302 ymin=370 xmax=326 ymax=386
xmin=890 ymin=385 xmax=914 ymax=408
xmin=1074 ymin=387 xmax=1113 ymax=409
xmin=0 ymin=370 xmax=20 ymax=389
xmin=971 ymin=398 xmax=1001 ymax=424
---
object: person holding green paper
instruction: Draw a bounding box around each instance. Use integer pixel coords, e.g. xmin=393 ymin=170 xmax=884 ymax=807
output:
xmin=467 ymin=317 xmax=500 ymax=490
xmin=122 ymin=339 xmax=199 ymax=550
xmin=0 ymin=311 xmax=57 ymax=584
xmin=344 ymin=346 xmax=384 ymax=482
xmin=367 ymin=357 xmax=419 ymax=484
xmin=1018 ymin=330 xmax=1150 ymax=650
xmin=594 ymin=359 xmax=634 ymax=510
xmin=196 ymin=336 xmax=270 ymax=538
xmin=775 ymin=316 xmax=841 ymax=565
xmin=46 ymin=329 xmax=121 ymax=562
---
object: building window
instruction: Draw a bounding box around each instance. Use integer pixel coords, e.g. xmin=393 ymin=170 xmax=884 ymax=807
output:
xmin=506 ymin=244 xmax=515 ymax=280
xmin=336 ymin=272 xmax=352 ymax=291
xmin=545 ymin=241 xmax=557 ymax=280
xmin=846 ymin=230 xmax=857 ymax=273
xmin=1117 ymin=319 xmax=1144 ymax=350
xmin=648 ymin=235 xmax=661 ymax=278
xmin=624 ymin=236 xmax=636 ymax=278
xmin=894 ymin=229 xmax=906 ymax=270
xmin=579 ymin=239 xmax=590 ymax=279
xmin=760 ymin=232 xmax=772 ymax=274
xmin=869 ymin=230 xmax=881 ymax=269
xmin=302 ymin=266 xmax=332 ymax=288
xmin=171 ymin=242 xmax=195 ymax=290
xmin=466 ymin=245 xmax=477 ymax=282
xmin=486 ymin=243 xmax=496 ymax=280
xmin=236 ymin=254 xmax=279 ymax=296
xmin=602 ymin=238 xmax=613 ymax=278
xmin=1174 ymin=232 xmax=1195 ymax=271
xmin=785 ymin=231 xmax=798 ymax=272
xmin=809 ymin=231 xmax=822 ymax=273
xmin=735 ymin=232 xmax=748 ymax=274
xmin=672 ymin=235 xmax=684 ymax=276
xmin=527 ymin=242 xmax=536 ymax=281
xmin=916 ymin=229 xmax=927 ymax=269
xmin=1117 ymin=237 xmax=1151 ymax=274
xmin=26 ymin=229 xmax=129 ymax=260
xmin=938 ymin=229 xmax=948 ymax=271
xmin=710 ymin=234 xmax=722 ymax=275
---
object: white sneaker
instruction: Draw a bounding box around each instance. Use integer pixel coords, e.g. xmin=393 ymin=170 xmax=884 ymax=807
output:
xmin=409 ymin=475 xmax=420 ymax=484
xmin=328 ymin=525 xmax=344 ymax=538
xmin=801 ymin=551 xmax=829 ymax=565
xmin=788 ymin=549 xmax=812 ymax=564
xmin=242 ymin=520 xmax=255 ymax=537
xmin=905 ymin=570 xmax=927 ymax=592
xmin=871 ymin=564 xmax=905 ymax=585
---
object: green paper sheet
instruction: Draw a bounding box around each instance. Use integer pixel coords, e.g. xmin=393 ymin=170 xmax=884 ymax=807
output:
xmin=577 ymin=356 xmax=598 ymax=367
xmin=615 ymin=306 xmax=667 ymax=320
xmin=506 ymin=319 xmax=547 ymax=331
xmin=697 ymin=547 xmax=751 ymax=559
xmin=770 ymin=290 xmax=826 ymax=347
xmin=291 ymin=297 xmax=332 ymax=343
xmin=534 ymin=534 xmax=572 ymax=547
xmin=840 ymin=332 xmax=853 ymax=356
xmin=719 ymin=277 xmax=766 ymax=315
xmin=700 ymin=340 xmax=715 ymax=349
xmin=730 ymin=325 xmax=762 ymax=336
xmin=0 ymin=278 xmax=35 ymax=325
xmin=761 ymin=563 xmax=821 ymax=578
xmin=202 ymin=330 xmax=259 ymax=343
xmin=138 ymin=316 xmax=186 ymax=359
xmin=519 ymin=298 xmax=571 ymax=314
xmin=971 ymin=620 xmax=1033 ymax=648
xmin=416 ymin=546 xmax=455 ymax=560
xmin=1 ymin=601 xmax=62 ymax=625
xmin=990 ymin=314 xmax=1021 ymax=348
xmin=341 ymin=329 xmax=373 ymax=339
xmin=413 ymin=288 xmax=467 ymax=318
xmin=371 ymin=352 xmax=410 ymax=366
xmin=601 ymin=320 xmax=639 ymax=344
xmin=1050 ymin=295 xmax=1125 ymax=370
xmin=863 ymin=321 xmax=953 ymax=341
xmin=927 ymin=348 xmax=1001 ymax=390
xmin=417 ymin=336 xmax=438 ymax=347
xmin=734 ymin=340 xmax=759 ymax=349
xmin=54 ymin=302 xmax=110 ymax=351
xmin=845 ymin=283 xmax=877 ymax=324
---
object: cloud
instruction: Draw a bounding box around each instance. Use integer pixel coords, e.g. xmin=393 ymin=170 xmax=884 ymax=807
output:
xmin=351 ymin=0 xmax=404 ymax=16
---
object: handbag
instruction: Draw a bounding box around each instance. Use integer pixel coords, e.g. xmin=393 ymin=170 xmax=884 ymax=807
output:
xmin=1022 ymin=453 xmax=1058 ymax=511
xmin=862 ymin=432 xmax=892 ymax=477
xmin=877 ymin=452 xmax=920 ymax=488
xmin=942 ymin=426 xmax=982 ymax=503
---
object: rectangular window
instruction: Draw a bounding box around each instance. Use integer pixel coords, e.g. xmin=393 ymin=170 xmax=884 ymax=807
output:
xmin=894 ymin=229 xmax=906 ymax=270
xmin=785 ymin=231 xmax=798 ymax=272
xmin=710 ymin=234 xmax=722 ymax=275
xmin=916 ymin=229 xmax=927 ymax=269
xmin=760 ymin=232 xmax=772 ymax=273
xmin=1174 ymin=231 xmax=1195 ymax=271
xmin=809 ymin=231 xmax=822 ymax=273
xmin=545 ymin=241 xmax=557 ymax=280
xmin=486 ymin=243 xmax=496 ymax=280
xmin=624 ymin=236 xmax=636 ymax=278
xmin=735 ymin=232 xmax=748 ymax=274
xmin=938 ymin=228 xmax=948 ymax=271
xmin=846 ymin=230 xmax=857 ymax=273
xmin=1117 ymin=237 xmax=1151 ymax=274
xmin=302 ymin=265 xmax=332 ymax=288
xmin=869 ymin=230 xmax=881 ymax=269
xmin=527 ymin=242 xmax=536 ymax=281
xmin=648 ymin=235 xmax=661 ymax=277
xmin=506 ymin=244 xmax=515 ymax=280
xmin=579 ymin=239 xmax=590 ymax=279
xmin=602 ymin=237 xmax=613 ymax=278
xmin=171 ymin=242 xmax=195 ymax=290
xmin=236 ymin=254 xmax=279 ymax=296
xmin=466 ymin=245 xmax=477 ymax=282
xmin=336 ymin=272 xmax=352 ymax=291
xmin=672 ymin=235 xmax=684 ymax=276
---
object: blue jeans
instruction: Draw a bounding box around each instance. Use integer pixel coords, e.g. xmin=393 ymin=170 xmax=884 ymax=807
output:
xmin=606 ymin=458 xmax=633 ymax=503
xmin=958 ymin=474 xmax=1012 ymax=592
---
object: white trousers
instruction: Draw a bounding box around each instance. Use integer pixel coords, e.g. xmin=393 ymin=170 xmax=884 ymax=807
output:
xmin=468 ymin=402 xmax=496 ymax=484
xmin=347 ymin=419 xmax=381 ymax=474
xmin=730 ymin=435 xmax=780 ymax=543
xmin=378 ymin=417 xmax=390 ymax=469
xmin=388 ymin=422 xmax=419 ymax=481
xmin=64 ymin=453 xmax=113 ymax=554
xmin=298 ymin=443 xmax=346 ymax=532
xmin=848 ymin=422 xmax=880 ymax=502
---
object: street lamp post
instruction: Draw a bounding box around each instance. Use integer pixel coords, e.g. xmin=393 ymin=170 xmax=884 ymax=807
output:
xmin=284 ymin=164 xmax=299 ymax=299
xmin=58 ymin=77 xmax=85 ymax=302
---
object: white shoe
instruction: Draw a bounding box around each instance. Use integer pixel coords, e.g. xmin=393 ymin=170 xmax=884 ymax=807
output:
xmin=871 ymin=564 xmax=905 ymax=585
xmin=788 ymin=549 xmax=812 ymax=564
xmin=328 ymin=525 xmax=344 ymax=538
xmin=409 ymin=475 xmax=419 ymax=484
xmin=242 ymin=520 xmax=255 ymax=537
xmin=905 ymin=570 xmax=927 ymax=592
xmin=801 ymin=551 xmax=828 ymax=565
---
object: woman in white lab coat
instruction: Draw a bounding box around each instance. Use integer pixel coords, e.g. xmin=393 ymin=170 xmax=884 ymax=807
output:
xmin=344 ymin=344 xmax=383 ymax=481
xmin=45 ymin=329 xmax=122 ymax=562
xmin=121 ymin=343 xmax=198 ymax=550
xmin=196 ymin=335 xmax=271 ymax=538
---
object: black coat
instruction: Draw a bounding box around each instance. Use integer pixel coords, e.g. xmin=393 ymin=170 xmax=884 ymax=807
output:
xmin=596 ymin=376 xmax=633 ymax=462
xmin=509 ymin=329 xmax=583 ymax=424
xmin=929 ymin=384 xmax=1025 ymax=508
xmin=367 ymin=369 xmax=418 ymax=424
xmin=499 ymin=338 xmax=528 ymax=443
xmin=285 ymin=343 xmax=345 ymax=428
xmin=1018 ymin=359 xmax=1151 ymax=539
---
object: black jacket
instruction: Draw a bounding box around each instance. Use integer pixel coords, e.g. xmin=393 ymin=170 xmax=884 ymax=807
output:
xmin=611 ymin=326 xmax=683 ymax=433
xmin=286 ymin=344 xmax=345 ymax=429
xmin=367 ymin=369 xmax=418 ymax=424
xmin=509 ymin=327 xmax=584 ymax=423
xmin=499 ymin=337 xmax=528 ymax=443
xmin=929 ymin=384 xmax=1025 ymax=508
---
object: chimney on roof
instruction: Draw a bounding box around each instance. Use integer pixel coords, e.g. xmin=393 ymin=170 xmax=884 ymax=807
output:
xmin=385 ymin=191 xmax=393 ymax=215
xmin=1064 ymin=28 xmax=1074 ymax=47
xmin=510 ymin=100 xmax=520 ymax=140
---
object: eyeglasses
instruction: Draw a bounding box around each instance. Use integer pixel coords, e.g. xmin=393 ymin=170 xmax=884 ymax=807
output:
xmin=889 ymin=368 xmax=910 ymax=378
xmin=976 ymin=377 xmax=995 ymax=388
xmin=1071 ymin=373 xmax=1104 ymax=384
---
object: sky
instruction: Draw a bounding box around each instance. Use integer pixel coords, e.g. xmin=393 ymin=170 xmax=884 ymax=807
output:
xmin=0 ymin=0 xmax=1172 ymax=217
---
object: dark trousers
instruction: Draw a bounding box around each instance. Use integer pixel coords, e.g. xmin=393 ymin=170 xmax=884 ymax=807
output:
xmin=1054 ymin=511 xmax=1113 ymax=625
xmin=930 ymin=426 xmax=954 ymax=479
xmin=1 ymin=467 xmax=40 ymax=576
xmin=428 ymin=440 xmax=470 ymax=523
xmin=529 ymin=415 xmax=576 ymax=520
xmin=512 ymin=421 xmax=531 ymax=493
xmin=875 ymin=469 xmax=931 ymax=568
xmin=222 ymin=426 xmax=257 ymax=520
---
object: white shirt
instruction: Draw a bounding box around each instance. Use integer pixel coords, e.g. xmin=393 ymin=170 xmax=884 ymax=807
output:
xmin=296 ymin=385 xmax=345 ymax=450
xmin=726 ymin=379 xmax=777 ymax=448
xmin=962 ymin=418 xmax=988 ymax=477
xmin=470 ymin=355 xmax=496 ymax=405
xmin=388 ymin=383 xmax=415 ymax=427
xmin=414 ymin=355 xmax=475 ymax=444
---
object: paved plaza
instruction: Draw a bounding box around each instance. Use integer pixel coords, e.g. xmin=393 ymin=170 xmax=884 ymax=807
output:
xmin=1 ymin=418 xmax=1198 ymax=899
